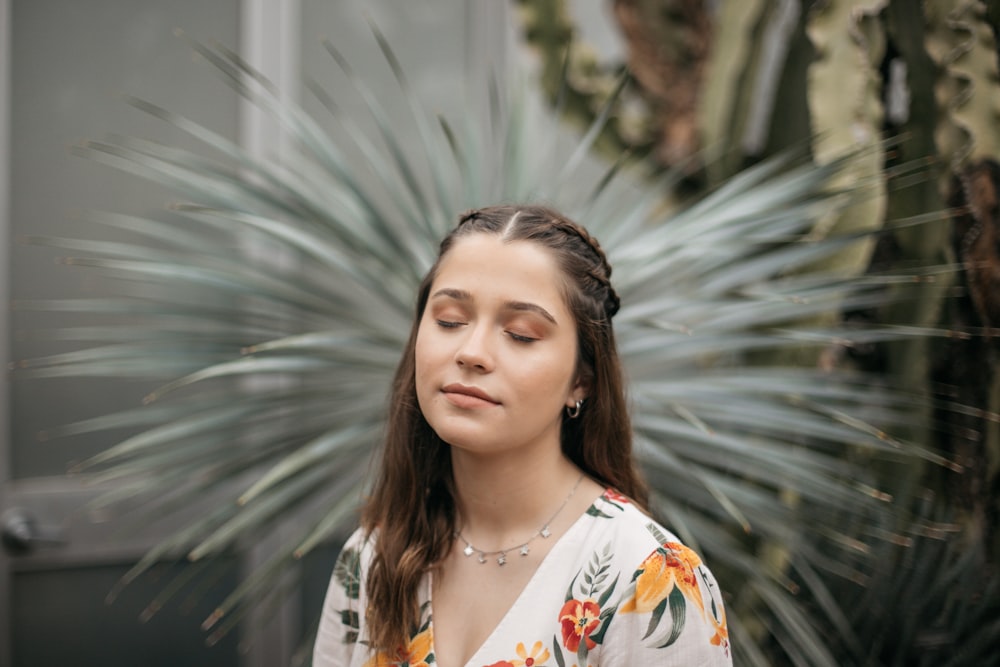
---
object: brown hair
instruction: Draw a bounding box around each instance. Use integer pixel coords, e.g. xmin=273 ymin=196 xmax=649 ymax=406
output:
xmin=360 ymin=204 xmax=648 ymax=655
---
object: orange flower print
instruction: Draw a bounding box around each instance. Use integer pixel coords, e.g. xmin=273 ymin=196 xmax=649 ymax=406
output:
xmin=559 ymin=598 xmax=602 ymax=652
xmin=709 ymin=602 xmax=730 ymax=651
xmin=619 ymin=542 xmax=705 ymax=617
xmin=483 ymin=662 xmax=515 ymax=667
xmin=512 ymin=640 xmax=550 ymax=666
xmin=363 ymin=626 xmax=433 ymax=667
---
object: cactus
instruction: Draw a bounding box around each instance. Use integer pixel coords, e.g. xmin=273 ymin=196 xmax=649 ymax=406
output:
xmin=514 ymin=1 xmax=1000 ymax=664
xmin=804 ymin=0 xmax=887 ymax=277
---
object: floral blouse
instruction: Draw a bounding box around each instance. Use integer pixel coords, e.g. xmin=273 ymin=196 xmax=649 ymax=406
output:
xmin=313 ymin=490 xmax=731 ymax=666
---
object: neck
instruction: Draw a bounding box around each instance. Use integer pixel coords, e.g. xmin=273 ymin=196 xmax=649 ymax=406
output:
xmin=450 ymin=445 xmax=583 ymax=542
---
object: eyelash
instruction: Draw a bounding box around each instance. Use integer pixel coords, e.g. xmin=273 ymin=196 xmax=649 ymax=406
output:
xmin=435 ymin=320 xmax=537 ymax=343
xmin=507 ymin=332 xmax=537 ymax=344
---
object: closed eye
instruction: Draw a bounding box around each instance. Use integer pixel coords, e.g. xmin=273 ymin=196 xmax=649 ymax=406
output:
xmin=436 ymin=319 xmax=464 ymax=329
xmin=507 ymin=331 xmax=537 ymax=343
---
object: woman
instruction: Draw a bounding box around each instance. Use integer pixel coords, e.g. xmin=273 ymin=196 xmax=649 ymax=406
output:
xmin=314 ymin=205 xmax=731 ymax=667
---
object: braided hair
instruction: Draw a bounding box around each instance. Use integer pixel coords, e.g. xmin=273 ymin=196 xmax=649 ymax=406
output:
xmin=454 ymin=206 xmax=621 ymax=320
xmin=362 ymin=204 xmax=647 ymax=656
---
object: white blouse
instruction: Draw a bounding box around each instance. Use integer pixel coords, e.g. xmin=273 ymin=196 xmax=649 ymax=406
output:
xmin=314 ymin=489 xmax=732 ymax=667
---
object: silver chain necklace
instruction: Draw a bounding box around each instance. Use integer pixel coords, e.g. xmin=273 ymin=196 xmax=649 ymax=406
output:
xmin=454 ymin=473 xmax=585 ymax=566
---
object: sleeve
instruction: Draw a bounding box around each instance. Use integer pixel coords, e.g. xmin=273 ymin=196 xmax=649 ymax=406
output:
xmin=312 ymin=528 xmax=369 ymax=667
xmin=600 ymin=541 xmax=732 ymax=667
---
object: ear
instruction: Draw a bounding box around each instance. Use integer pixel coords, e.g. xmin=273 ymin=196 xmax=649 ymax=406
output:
xmin=566 ymin=373 xmax=589 ymax=409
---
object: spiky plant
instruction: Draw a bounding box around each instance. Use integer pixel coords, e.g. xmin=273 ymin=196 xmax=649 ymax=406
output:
xmin=15 ymin=32 xmax=962 ymax=666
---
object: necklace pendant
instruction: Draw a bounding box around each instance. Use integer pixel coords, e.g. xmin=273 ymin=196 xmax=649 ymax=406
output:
xmin=477 ymin=552 xmax=487 ymax=564
xmin=520 ymin=544 xmax=530 ymax=556
xmin=497 ymin=553 xmax=507 ymax=566
xmin=463 ymin=544 xmax=474 ymax=557
xmin=540 ymin=526 xmax=551 ymax=538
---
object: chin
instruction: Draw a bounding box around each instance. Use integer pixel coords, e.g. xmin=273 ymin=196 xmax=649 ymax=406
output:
xmin=428 ymin=422 xmax=501 ymax=455
xmin=429 ymin=426 xmax=484 ymax=451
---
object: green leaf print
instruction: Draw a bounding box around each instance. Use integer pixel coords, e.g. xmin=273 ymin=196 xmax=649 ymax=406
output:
xmin=596 ymin=572 xmax=620 ymax=609
xmin=580 ymin=544 xmax=615 ymax=599
xmin=333 ymin=545 xmax=362 ymax=600
xmin=646 ymin=522 xmax=669 ymax=546
xmin=552 ymin=638 xmax=566 ymax=667
xmin=645 ymin=597 xmax=668 ymax=640
xmin=585 ymin=504 xmax=614 ymax=519
xmin=340 ymin=609 xmax=359 ymax=631
xmin=588 ymin=605 xmax=616 ymax=646
xmin=654 ymin=587 xmax=688 ymax=649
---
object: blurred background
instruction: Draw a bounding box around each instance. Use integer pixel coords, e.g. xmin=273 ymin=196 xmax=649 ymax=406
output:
xmin=3 ymin=2 xmax=503 ymax=664
xmin=2 ymin=1 xmax=999 ymax=665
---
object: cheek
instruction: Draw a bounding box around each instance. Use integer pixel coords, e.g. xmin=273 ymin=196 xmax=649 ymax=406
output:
xmin=413 ymin=316 xmax=436 ymax=368
xmin=414 ymin=318 xmax=449 ymax=390
xmin=413 ymin=337 xmax=433 ymax=411
xmin=516 ymin=351 xmax=578 ymax=397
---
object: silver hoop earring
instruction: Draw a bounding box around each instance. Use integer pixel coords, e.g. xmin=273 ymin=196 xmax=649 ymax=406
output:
xmin=566 ymin=399 xmax=583 ymax=419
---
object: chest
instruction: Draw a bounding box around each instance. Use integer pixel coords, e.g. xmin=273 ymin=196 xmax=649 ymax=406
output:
xmin=431 ymin=553 xmax=543 ymax=667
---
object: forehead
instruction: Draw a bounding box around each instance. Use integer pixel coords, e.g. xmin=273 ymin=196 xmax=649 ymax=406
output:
xmin=431 ymin=235 xmax=569 ymax=308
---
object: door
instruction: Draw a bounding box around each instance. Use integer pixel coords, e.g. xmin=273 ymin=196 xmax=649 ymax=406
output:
xmin=0 ymin=1 xmax=303 ymax=665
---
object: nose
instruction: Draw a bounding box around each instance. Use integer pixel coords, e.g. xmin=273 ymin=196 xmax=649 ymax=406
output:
xmin=455 ymin=324 xmax=494 ymax=372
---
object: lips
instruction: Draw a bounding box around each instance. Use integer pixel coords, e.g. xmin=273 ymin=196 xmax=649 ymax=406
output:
xmin=441 ymin=383 xmax=500 ymax=408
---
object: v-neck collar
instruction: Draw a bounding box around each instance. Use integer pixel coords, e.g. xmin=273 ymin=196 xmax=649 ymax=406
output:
xmin=427 ymin=489 xmax=608 ymax=667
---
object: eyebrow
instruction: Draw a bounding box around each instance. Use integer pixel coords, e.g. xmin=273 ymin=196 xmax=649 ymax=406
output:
xmin=430 ymin=287 xmax=558 ymax=324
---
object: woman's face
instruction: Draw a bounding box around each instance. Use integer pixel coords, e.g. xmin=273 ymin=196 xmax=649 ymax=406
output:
xmin=414 ymin=234 xmax=585 ymax=458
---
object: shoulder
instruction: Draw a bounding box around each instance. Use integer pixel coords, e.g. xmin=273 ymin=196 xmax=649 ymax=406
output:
xmin=582 ymin=489 xmax=673 ymax=560
xmin=583 ymin=490 xmax=733 ymax=665
xmin=333 ymin=527 xmax=374 ymax=600
xmin=312 ymin=527 xmax=375 ymax=667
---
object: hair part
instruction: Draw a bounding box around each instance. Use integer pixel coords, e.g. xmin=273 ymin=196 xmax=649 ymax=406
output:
xmin=360 ymin=204 xmax=647 ymax=655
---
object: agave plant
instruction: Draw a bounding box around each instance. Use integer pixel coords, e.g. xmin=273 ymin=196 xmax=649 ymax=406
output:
xmin=15 ymin=30 xmax=960 ymax=666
